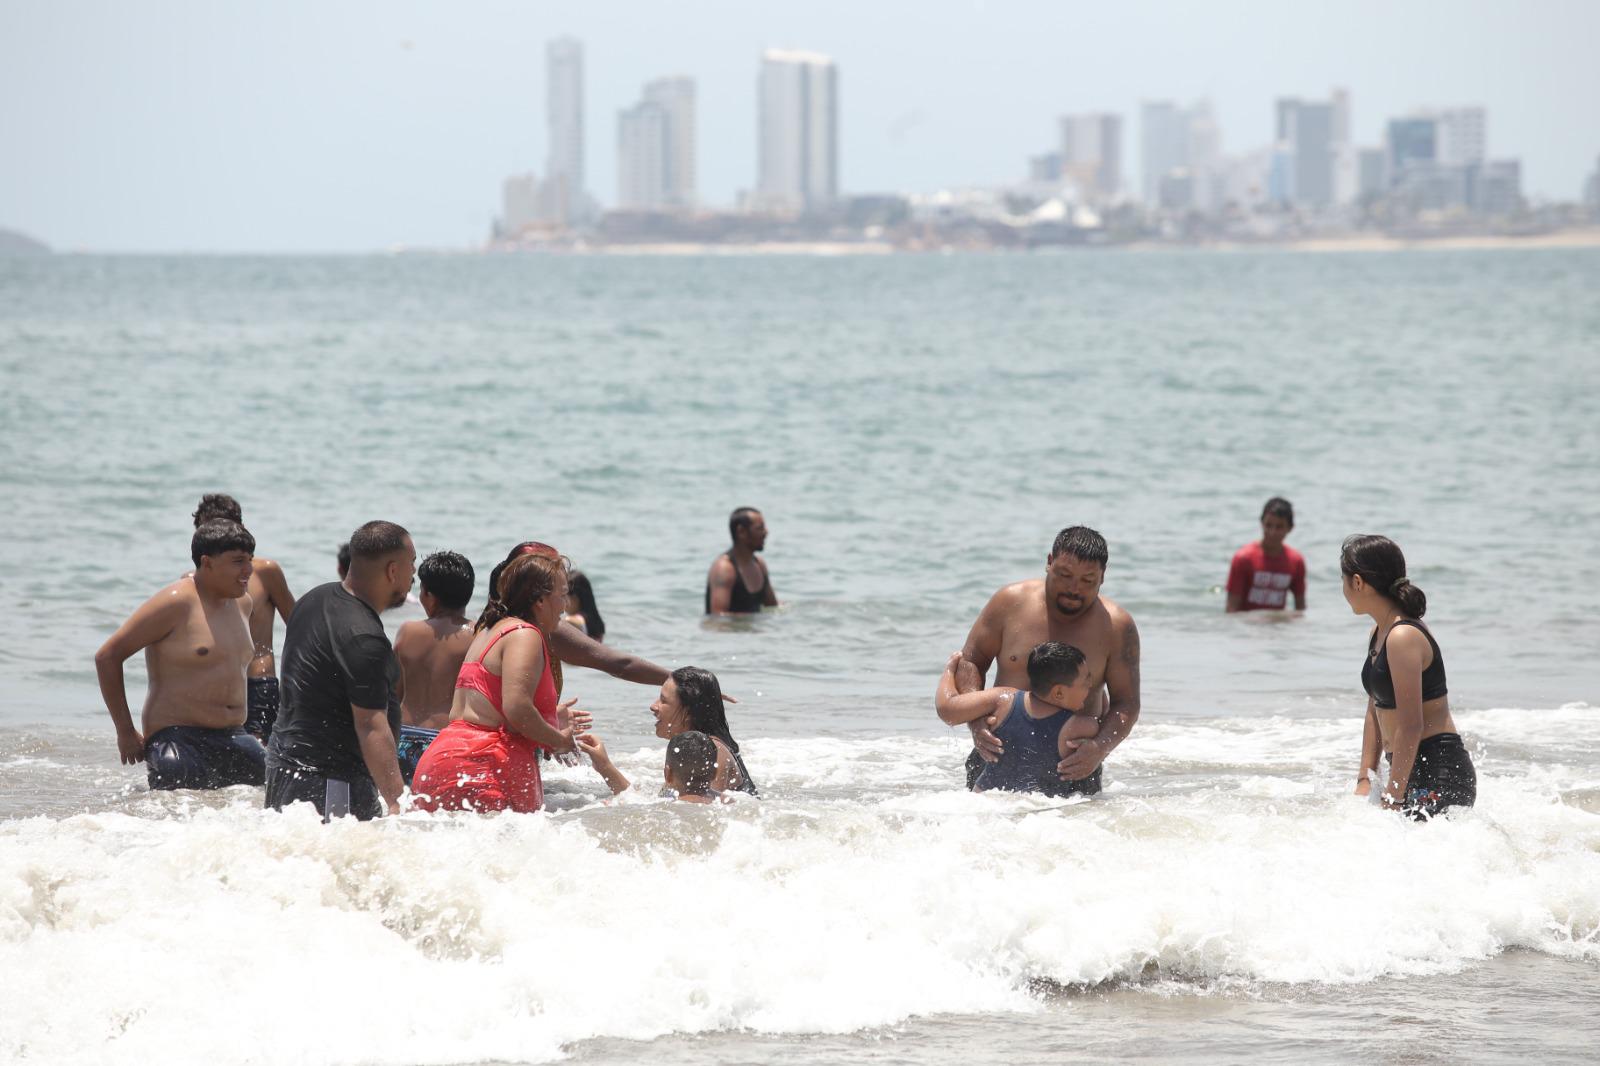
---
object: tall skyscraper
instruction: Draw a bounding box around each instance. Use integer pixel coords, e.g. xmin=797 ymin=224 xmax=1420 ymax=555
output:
xmin=544 ymin=37 xmax=586 ymax=225
xmin=1059 ymin=113 xmax=1122 ymax=201
xmin=1386 ymin=116 xmax=1438 ymax=177
xmin=757 ymin=49 xmax=838 ymax=214
xmin=1274 ymin=92 xmax=1344 ymax=208
xmin=1434 ymin=107 xmax=1487 ymax=166
xmin=617 ymin=77 xmax=697 ymax=210
xmin=1140 ymin=100 xmax=1216 ymax=208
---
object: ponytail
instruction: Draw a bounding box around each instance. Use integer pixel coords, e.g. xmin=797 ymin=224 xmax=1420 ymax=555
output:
xmin=1341 ymin=534 xmax=1427 ymax=618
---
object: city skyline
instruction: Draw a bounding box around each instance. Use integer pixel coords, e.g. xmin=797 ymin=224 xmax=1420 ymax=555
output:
xmin=2 ymin=0 xmax=1596 ymax=250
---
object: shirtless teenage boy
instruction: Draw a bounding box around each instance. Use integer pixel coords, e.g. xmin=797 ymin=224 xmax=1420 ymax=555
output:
xmin=937 ymin=526 xmax=1141 ymax=794
xmin=393 ymin=550 xmax=475 ymax=783
xmin=191 ymin=494 xmax=296 ymax=740
xmin=936 ymin=642 xmax=1098 ymax=796
xmin=95 ymin=519 xmax=267 ymax=790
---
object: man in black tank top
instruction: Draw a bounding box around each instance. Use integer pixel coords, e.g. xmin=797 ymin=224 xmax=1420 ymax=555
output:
xmin=706 ymin=507 xmax=779 ymax=614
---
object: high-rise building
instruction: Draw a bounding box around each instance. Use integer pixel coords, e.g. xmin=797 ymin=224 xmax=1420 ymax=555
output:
xmin=1140 ymin=101 xmax=1184 ymax=205
xmin=1435 ymin=107 xmax=1487 ymax=167
xmin=1586 ymin=155 xmax=1600 ymax=218
xmin=1357 ymin=148 xmax=1387 ymax=199
xmin=1386 ymin=116 xmax=1437 ymax=177
xmin=1059 ymin=113 xmax=1122 ymax=201
xmin=1140 ymin=100 xmax=1217 ymax=208
xmin=757 ymin=49 xmax=838 ymax=214
xmin=617 ymin=102 xmax=669 ymax=210
xmin=1274 ymin=92 xmax=1346 ymax=208
xmin=501 ymin=174 xmax=543 ymax=234
xmin=617 ymin=77 xmax=697 ymax=211
xmin=544 ymin=37 xmax=587 ymax=225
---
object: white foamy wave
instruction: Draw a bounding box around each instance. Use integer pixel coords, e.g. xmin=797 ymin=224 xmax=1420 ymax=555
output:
xmin=2 ymin=725 xmax=1597 ymax=1065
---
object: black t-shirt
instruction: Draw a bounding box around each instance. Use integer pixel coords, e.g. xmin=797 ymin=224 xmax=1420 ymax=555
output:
xmin=267 ymin=582 xmax=400 ymax=781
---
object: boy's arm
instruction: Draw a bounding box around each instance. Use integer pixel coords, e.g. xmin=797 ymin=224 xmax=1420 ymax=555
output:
xmin=936 ymin=652 xmax=1012 ymax=725
xmin=95 ymin=592 xmax=185 ymax=764
xmin=257 ymin=559 xmax=297 ymax=625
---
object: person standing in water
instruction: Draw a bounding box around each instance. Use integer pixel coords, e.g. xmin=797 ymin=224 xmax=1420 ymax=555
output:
xmin=706 ymin=507 xmax=778 ymax=614
xmin=1341 ymin=534 xmax=1475 ymax=818
xmin=393 ymin=550 xmax=476 ymax=784
xmin=563 ymin=570 xmax=606 ymax=641
xmin=190 ymin=494 xmax=297 ymax=740
xmin=95 ymin=519 xmax=266 ymax=790
xmin=411 ymin=552 xmax=579 ymax=814
xmin=1226 ymin=497 xmax=1307 ymax=612
xmin=939 ymin=526 xmax=1140 ymax=795
xmin=265 ymin=521 xmax=414 ymax=821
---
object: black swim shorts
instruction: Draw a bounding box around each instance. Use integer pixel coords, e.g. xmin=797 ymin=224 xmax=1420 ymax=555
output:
xmin=145 ymin=725 xmax=266 ymax=791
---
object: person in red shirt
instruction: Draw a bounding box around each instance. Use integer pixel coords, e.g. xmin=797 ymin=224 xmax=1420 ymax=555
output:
xmin=1226 ymin=497 xmax=1307 ymax=612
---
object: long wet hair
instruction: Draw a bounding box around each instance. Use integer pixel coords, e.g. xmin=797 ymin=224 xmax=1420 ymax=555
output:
xmin=486 ymin=541 xmax=561 ymax=605
xmin=476 ymin=552 xmax=568 ymax=632
xmin=566 ymin=570 xmax=605 ymax=641
xmin=1340 ymin=534 xmax=1427 ymax=618
xmin=671 ymin=665 xmax=739 ymax=753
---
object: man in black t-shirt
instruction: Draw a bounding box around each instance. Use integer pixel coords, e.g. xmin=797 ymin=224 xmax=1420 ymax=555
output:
xmin=265 ymin=520 xmax=415 ymax=821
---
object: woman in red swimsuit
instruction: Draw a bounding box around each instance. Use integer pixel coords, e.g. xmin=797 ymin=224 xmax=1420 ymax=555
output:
xmin=412 ymin=552 xmax=577 ymax=813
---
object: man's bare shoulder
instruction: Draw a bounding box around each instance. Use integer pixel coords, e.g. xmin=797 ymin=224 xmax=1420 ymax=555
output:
xmin=146 ymin=576 xmax=199 ymax=611
xmin=988 ymin=578 xmax=1043 ymax=610
xmin=1098 ymin=594 xmax=1137 ymax=630
xmin=707 ymin=554 xmax=735 ymax=579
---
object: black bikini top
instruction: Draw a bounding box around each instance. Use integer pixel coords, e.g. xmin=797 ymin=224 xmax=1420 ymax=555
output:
xmin=1362 ymin=619 xmax=1448 ymax=710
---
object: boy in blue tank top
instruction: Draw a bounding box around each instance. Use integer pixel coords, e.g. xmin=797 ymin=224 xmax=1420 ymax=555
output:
xmin=936 ymin=641 xmax=1098 ymax=795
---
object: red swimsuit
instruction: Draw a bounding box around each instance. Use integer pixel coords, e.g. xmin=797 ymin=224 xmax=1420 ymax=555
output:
xmin=411 ymin=623 xmax=560 ymax=813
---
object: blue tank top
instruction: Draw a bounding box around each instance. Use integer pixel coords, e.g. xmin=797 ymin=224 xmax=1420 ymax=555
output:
xmin=974 ymin=691 xmax=1069 ymax=794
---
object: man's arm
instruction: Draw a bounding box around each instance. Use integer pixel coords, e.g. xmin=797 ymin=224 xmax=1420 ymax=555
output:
xmin=759 ymin=558 xmax=778 ymax=608
xmin=549 ymin=623 xmax=670 ymax=686
xmin=950 ymin=591 xmax=1007 ymax=760
xmin=706 ymin=557 xmax=735 ymax=615
xmin=1058 ymin=613 xmax=1141 ymax=779
xmin=94 ymin=593 xmax=185 ymax=765
xmin=351 ymin=704 xmax=404 ymax=815
xmin=1225 ymin=554 xmax=1249 ymax=613
xmin=256 ymin=559 xmax=297 ymax=625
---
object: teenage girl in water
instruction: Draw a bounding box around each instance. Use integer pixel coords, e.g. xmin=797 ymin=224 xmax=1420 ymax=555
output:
xmin=1341 ymin=534 xmax=1475 ymax=818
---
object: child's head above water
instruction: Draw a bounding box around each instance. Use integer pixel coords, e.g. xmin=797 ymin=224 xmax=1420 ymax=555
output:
xmin=665 ymin=731 xmax=719 ymax=799
xmin=1027 ymin=641 xmax=1091 ymax=711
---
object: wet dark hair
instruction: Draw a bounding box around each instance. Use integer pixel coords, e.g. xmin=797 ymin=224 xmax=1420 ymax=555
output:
xmin=336 ymin=542 xmax=351 ymax=578
xmin=1262 ymin=497 xmax=1295 ymax=526
xmin=1026 ymin=641 xmax=1087 ymax=695
xmin=477 ymin=552 xmax=568 ymax=632
xmin=1340 ymin=534 xmax=1427 ymax=618
xmin=729 ymin=507 xmax=761 ymax=543
xmin=670 ymin=665 xmax=739 ymax=753
xmin=419 ymin=551 xmax=474 ymax=611
xmin=349 ymin=520 xmax=410 ymax=561
xmin=566 ymin=570 xmax=605 ymax=641
xmin=1050 ymin=526 xmax=1109 ymax=569
xmin=192 ymin=493 xmax=242 ymax=527
xmin=486 ymin=541 xmax=560 ymax=604
xmin=191 ymin=519 xmax=255 ymax=567
xmin=666 ymin=731 xmax=718 ymax=796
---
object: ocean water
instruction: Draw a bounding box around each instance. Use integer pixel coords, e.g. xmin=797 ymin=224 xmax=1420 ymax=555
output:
xmin=0 ymin=250 xmax=1597 ymax=1065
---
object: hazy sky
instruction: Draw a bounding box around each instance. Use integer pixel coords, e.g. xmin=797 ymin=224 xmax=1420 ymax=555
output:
xmin=3 ymin=0 xmax=1596 ymax=251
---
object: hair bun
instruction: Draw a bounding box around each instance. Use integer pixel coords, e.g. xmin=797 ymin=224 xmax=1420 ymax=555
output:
xmin=1389 ymin=577 xmax=1410 ymax=594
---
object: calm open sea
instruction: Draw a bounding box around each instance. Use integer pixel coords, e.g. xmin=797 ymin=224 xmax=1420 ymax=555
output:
xmin=1 ymin=249 xmax=1597 ymax=1065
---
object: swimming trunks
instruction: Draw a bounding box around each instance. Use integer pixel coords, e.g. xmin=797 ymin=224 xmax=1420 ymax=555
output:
xmin=246 ymin=676 xmax=279 ymax=741
xmin=412 ymin=623 xmax=560 ymax=814
xmin=396 ymin=724 xmax=439 ymax=786
xmin=705 ymin=552 xmax=767 ymax=613
xmin=1386 ymin=732 xmax=1476 ymax=819
xmin=264 ymin=763 xmax=384 ymax=821
xmin=1362 ymin=620 xmax=1448 ymax=709
xmin=145 ymin=725 xmax=266 ymax=791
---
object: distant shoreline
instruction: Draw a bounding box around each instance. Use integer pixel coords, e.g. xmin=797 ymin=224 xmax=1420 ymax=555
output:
xmin=497 ymin=226 xmax=1600 ymax=256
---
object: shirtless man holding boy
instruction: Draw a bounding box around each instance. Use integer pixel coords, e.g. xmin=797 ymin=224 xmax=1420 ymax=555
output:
xmin=937 ymin=526 xmax=1140 ymax=795
xmin=936 ymin=641 xmax=1097 ymax=795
